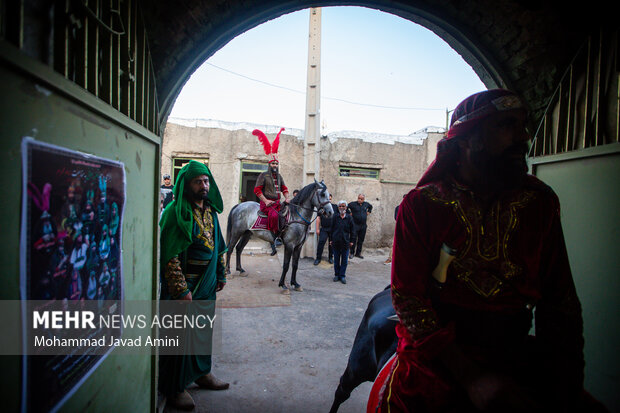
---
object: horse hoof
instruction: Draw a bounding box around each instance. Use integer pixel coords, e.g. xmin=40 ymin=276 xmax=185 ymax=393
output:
xmin=281 ymin=288 xmax=290 ymax=295
xmin=238 ymin=271 xmax=248 ymax=277
xmin=293 ymin=285 xmax=303 ymax=292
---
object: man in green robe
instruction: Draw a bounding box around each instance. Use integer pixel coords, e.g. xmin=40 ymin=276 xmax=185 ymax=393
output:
xmin=159 ymin=160 xmax=229 ymax=410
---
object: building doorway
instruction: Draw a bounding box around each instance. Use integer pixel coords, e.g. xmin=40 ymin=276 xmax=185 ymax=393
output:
xmin=171 ymin=157 xmax=209 ymax=183
xmin=240 ymin=162 xmax=268 ymax=203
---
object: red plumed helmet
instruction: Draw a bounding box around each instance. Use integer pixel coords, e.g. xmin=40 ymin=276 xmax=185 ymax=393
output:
xmin=253 ymin=128 xmax=284 ymax=164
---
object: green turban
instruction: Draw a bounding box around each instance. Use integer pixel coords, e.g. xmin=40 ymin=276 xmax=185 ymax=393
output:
xmin=159 ymin=160 xmax=223 ymax=265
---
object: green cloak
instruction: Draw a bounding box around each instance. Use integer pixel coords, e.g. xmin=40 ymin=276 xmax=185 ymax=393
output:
xmin=158 ymin=160 xmax=227 ymax=395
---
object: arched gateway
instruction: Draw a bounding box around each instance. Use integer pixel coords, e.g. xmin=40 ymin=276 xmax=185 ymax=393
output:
xmin=0 ymin=1 xmax=616 ymax=412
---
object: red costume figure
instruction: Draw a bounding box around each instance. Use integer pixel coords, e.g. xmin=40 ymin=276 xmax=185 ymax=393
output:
xmin=253 ymin=128 xmax=290 ymax=234
xmin=374 ymin=90 xmax=596 ymax=413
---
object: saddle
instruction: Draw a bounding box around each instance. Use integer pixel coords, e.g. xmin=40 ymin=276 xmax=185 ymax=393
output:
xmin=252 ymin=204 xmax=291 ymax=233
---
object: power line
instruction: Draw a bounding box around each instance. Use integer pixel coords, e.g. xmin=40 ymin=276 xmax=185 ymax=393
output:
xmin=205 ymin=62 xmax=446 ymax=112
xmin=322 ymin=96 xmax=444 ymax=111
xmin=206 ymin=62 xmax=303 ymax=95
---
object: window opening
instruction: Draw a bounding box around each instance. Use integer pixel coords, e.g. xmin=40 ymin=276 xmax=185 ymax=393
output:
xmin=339 ymin=166 xmax=379 ymax=179
xmin=172 ymin=157 xmax=209 ymax=183
xmin=239 ymin=162 xmax=268 ymax=203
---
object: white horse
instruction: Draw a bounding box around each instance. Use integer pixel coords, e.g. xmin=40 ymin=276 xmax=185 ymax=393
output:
xmin=225 ymin=180 xmax=333 ymax=291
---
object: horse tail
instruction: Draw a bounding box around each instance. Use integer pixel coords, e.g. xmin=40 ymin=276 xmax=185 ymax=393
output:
xmin=226 ymin=204 xmax=239 ymax=245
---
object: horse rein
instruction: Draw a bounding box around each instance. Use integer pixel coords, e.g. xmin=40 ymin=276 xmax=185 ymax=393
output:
xmin=287 ymin=187 xmax=331 ymax=227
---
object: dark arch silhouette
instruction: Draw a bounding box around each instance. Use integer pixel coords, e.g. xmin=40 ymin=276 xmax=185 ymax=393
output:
xmin=142 ymin=1 xmax=605 ymax=129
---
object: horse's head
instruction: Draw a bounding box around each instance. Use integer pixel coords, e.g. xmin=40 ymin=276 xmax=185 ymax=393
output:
xmin=313 ymin=180 xmax=333 ymax=218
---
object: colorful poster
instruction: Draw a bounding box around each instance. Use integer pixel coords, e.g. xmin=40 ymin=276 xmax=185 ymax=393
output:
xmin=20 ymin=138 xmax=126 ymax=413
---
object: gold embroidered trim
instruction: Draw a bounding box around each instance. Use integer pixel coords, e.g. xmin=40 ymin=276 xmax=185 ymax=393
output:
xmin=164 ymin=256 xmax=188 ymax=297
xmin=193 ymin=205 xmax=215 ymax=249
xmin=392 ymin=286 xmax=439 ymax=337
xmin=422 ymin=184 xmax=536 ymax=298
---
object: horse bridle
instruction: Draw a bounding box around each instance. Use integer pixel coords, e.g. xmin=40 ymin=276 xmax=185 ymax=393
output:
xmin=313 ymin=187 xmax=332 ymax=216
xmin=288 ymin=186 xmax=331 ymax=226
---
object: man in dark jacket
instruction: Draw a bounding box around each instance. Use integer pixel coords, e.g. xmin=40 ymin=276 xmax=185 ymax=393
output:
xmin=314 ymin=194 xmax=338 ymax=265
xmin=330 ymin=200 xmax=354 ymax=284
xmin=348 ymin=194 xmax=373 ymax=258
xmin=161 ymin=173 xmax=174 ymax=209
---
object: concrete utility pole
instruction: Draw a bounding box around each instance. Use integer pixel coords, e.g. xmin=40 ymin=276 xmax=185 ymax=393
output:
xmin=302 ymin=7 xmax=322 ymax=258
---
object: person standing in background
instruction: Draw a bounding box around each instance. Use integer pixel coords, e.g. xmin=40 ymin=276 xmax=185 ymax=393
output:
xmin=330 ymin=200 xmax=354 ymax=284
xmin=348 ymin=194 xmax=372 ymax=259
xmin=161 ymin=173 xmax=174 ymax=209
xmin=314 ymin=194 xmax=337 ymax=265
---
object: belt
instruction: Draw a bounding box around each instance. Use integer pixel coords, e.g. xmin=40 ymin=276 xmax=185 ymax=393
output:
xmin=185 ymin=259 xmax=210 ymax=279
xmin=187 ymin=259 xmax=209 ymax=265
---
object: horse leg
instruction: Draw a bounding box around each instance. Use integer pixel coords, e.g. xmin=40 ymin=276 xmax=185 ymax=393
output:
xmin=330 ymin=289 xmax=398 ymax=413
xmin=331 ymin=359 xmax=378 ymax=413
xmin=278 ymin=246 xmax=293 ymax=291
xmin=290 ymin=245 xmax=303 ymax=291
xmin=329 ymin=346 xmax=378 ymax=413
xmin=235 ymin=231 xmax=252 ymax=274
xmin=329 ymin=366 xmax=358 ymax=413
xmin=329 ymin=331 xmax=380 ymax=412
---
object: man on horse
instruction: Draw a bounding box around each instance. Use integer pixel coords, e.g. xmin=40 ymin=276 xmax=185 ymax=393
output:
xmin=253 ymin=128 xmax=291 ymax=237
xmin=375 ymin=89 xmax=591 ymax=413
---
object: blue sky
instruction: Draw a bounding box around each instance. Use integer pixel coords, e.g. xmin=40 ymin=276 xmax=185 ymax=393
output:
xmin=170 ymin=6 xmax=485 ymax=137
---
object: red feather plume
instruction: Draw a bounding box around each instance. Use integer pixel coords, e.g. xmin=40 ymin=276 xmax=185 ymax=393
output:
xmin=252 ymin=129 xmax=271 ymax=155
xmin=272 ymin=127 xmax=284 ymax=154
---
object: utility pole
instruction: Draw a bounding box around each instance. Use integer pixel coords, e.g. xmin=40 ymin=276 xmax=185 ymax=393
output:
xmin=302 ymin=7 xmax=322 ymax=258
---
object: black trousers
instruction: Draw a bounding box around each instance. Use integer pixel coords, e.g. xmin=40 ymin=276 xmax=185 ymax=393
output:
xmin=315 ymin=229 xmax=333 ymax=260
xmin=350 ymin=223 xmax=367 ymax=256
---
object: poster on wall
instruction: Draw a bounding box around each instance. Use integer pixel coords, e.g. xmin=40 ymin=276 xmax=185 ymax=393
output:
xmin=20 ymin=138 xmax=126 ymax=413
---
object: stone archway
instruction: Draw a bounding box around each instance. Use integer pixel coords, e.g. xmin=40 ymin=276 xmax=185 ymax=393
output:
xmin=144 ymin=3 xmax=617 ymax=410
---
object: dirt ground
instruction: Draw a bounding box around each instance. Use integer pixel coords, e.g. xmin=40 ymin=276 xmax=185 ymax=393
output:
xmin=164 ymin=246 xmax=392 ymax=413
